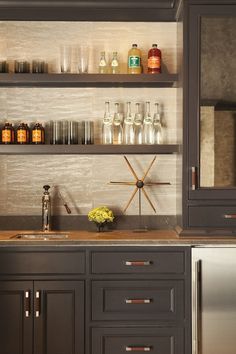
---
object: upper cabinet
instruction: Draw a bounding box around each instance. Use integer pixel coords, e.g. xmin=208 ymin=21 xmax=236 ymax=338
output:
xmin=0 ymin=0 xmax=181 ymax=21
xmin=183 ymin=2 xmax=236 ymax=230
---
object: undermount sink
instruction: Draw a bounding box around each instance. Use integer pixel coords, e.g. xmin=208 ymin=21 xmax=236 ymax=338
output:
xmin=12 ymin=233 xmax=69 ymax=240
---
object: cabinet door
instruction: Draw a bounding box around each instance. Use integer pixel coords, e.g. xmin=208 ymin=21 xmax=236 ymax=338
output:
xmin=185 ymin=4 xmax=236 ymax=227
xmin=0 ymin=281 xmax=33 ymax=354
xmin=34 ymin=281 xmax=84 ymax=354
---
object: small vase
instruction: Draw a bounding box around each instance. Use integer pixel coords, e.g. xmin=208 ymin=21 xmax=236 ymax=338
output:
xmin=95 ymin=222 xmax=105 ymax=233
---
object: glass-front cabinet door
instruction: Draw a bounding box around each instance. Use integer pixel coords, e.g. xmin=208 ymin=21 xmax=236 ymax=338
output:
xmin=188 ymin=4 xmax=236 ymax=200
xmin=186 ymin=4 xmax=236 ymax=229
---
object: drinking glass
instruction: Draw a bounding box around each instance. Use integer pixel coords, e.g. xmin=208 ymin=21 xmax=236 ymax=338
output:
xmin=60 ymin=45 xmax=72 ymax=73
xmin=50 ymin=121 xmax=62 ymax=144
xmin=78 ymin=45 xmax=89 ymax=73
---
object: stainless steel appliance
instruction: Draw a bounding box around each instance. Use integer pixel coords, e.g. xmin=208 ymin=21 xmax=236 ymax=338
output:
xmin=192 ymin=246 xmax=236 ymax=354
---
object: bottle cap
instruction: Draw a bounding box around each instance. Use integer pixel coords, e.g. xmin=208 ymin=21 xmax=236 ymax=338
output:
xmin=152 ymin=44 xmax=158 ymax=47
xmin=132 ymin=44 xmax=138 ymax=48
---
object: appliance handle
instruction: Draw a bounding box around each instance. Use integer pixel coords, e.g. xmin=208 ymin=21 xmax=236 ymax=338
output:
xmin=193 ymin=259 xmax=201 ymax=354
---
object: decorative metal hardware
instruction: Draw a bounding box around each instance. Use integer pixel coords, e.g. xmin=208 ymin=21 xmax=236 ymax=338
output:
xmin=192 ymin=166 xmax=197 ymax=190
xmin=24 ymin=291 xmax=30 ymax=318
xmin=125 ymin=261 xmax=151 ymax=266
xmin=125 ymin=299 xmax=152 ymax=304
xmin=35 ymin=291 xmax=41 ymax=318
xmin=109 ymin=156 xmax=170 ymax=214
xmin=223 ymin=214 xmax=236 ymax=219
xmin=125 ymin=346 xmax=151 ymax=352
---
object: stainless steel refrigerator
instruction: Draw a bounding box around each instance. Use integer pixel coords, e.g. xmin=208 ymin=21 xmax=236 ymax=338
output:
xmin=192 ymin=246 xmax=236 ymax=354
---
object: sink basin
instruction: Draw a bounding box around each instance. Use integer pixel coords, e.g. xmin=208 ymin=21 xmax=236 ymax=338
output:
xmin=12 ymin=233 xmax=69 ymax=240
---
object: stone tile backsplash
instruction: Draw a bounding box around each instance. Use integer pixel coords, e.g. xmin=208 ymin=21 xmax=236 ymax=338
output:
xmin=0 ymin=21 xmax=178 ymax=217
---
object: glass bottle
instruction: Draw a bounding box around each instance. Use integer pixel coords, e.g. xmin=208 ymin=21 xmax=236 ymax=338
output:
xmin=99 ymin=51 xmax=108 ymax=74
xmin=110 ymin=52 xmax=120 ymax=74
xmin=32 ymin=123 xmax=45 ymax=144
xmin=148 ymin=44 xmax=162 ymax=74
xmin=128 ymin=44 xmax=142 ymax=74
xmin=112 ymin=103 xmax=123 ymax=144
xmin=153 ymin=103 xmax=163 ymax=144
xmin=142 ymin=101 xmax=154 ymax=144
xmin=134 ymin=102 xmax=143 ymax=144
xmin=16 ymin=122 xmax=29 ymax=144
xmin=102 ymin=101 xmax=113 ymax=144
xmin=123 ymin=102 xmax=134 ymax=144
xmin=1 ymin=122 xmax=14 ymax=144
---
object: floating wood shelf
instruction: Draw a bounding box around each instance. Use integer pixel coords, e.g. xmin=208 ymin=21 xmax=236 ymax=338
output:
xmin=0 ymin=144 xmax=180 ymax=155
xmin=0 ymin=73 xmax=178 ymax=88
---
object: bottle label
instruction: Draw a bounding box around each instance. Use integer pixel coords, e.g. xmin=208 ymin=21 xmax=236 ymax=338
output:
xmin=148 ymin=56 xmax=161 ymax=69
xmin=32 ymin=130 xmax=42 ymax=143
xmin=2 ymin=129 xmax=11 ymax=143
xmin=128 ymin=56 xmax=141 ymax=68
xmin=17 ymin=129 xmax=27 ymax=143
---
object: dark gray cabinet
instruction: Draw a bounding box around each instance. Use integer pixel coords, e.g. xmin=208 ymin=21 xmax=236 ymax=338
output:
xmin=182 ymin=1 xmax=236 ymax=230
xmin=0 ymin=246 xmax=191 ymax=354
xmin=0 ymin=249 xmax=85 ymax=354
xmin=90 ymin=247 xmax=191 ymax=354
xmin=0 ymin=280 xmax=84 ymax=354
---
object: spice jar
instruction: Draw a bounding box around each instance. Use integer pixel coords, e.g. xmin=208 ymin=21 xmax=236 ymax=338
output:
xmin=31 ymin=123 xmax=45 ymax=144
xmin=1 ymin=122 xmax=15 ymax=144
xmin=16 ymin=123 xmax=30 ymax=144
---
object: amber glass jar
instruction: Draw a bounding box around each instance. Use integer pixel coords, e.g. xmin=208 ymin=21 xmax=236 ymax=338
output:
xmin=1 ymin=122 xmax=15 ymax=144
xmin=31 ymin=123 xmax=45 ymax=144
xmin=16 ymin=123 xmax=30 ymax=144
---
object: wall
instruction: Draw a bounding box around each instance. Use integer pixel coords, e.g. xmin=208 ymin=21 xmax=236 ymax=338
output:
xmin=0 ymin=21 xmax=178 ymax=227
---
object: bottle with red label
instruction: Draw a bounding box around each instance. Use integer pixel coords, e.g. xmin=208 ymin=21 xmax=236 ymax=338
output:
xmin=147 ymin=44 xmax=161 ymax=74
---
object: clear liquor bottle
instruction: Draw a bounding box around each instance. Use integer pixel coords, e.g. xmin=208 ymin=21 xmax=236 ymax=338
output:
xmin=123 ymin=102 xmax=134 ymax=145
xmin=134 ymin=102 xmax=143 ymax=144
xmin=110 ymin=52 xmax=120 ymax=74
xmin=99 ymin=51 xmax=108 ymax=74
xmin=113 ymin=103 xmax=123 ymax=144
xmin=102 ymin=101 xmax=113 ymax=144
xmin=153 ymin=103 xmax=163 ymax=144
xmin=142 ymin=101 xmax=154 ymax=144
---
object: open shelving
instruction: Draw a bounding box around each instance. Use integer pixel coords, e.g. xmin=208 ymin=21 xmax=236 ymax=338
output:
xmin=0 ymin=73 xmax=178 ymax=88
xmin=0 ymin=144 xmax=180 ymax=155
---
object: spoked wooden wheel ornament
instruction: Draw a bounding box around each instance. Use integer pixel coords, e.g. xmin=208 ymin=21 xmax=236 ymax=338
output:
xmin=109 ymin=156 xmax=170 ymax=230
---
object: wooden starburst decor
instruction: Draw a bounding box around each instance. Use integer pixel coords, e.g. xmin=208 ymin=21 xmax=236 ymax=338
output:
xmin=109 ymin=156 xmax=171 ymax=214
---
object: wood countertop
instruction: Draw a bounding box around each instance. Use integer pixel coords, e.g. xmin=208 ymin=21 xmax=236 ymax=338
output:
xmin=0 ymin=229 xmax=236 ymax=245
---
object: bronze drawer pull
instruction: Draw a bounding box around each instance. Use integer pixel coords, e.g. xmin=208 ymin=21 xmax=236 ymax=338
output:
xmin=223 ymin=214 xmax=236 ymax=219
xmin=125 ymin=346 xmax=151 ymax=352
xmin=35 ymin=291 xmax=41 ymax=318
xmin=125 ymin=261 xmax=152 ymax=266
xmin=24 ymin=291 xmax=30 ymax=318
xmin=125 ymin=299 xmax=152 ymax=304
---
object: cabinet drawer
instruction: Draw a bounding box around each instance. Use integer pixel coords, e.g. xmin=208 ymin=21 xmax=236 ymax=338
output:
xmin=91 ymin=251 xmax=185 ymax=274
xmin=92 ymin=327 xmax=184 ymax=354
xmin=189 ymin=205 xmax=236 ymax=228
xmin=92 ymin=280 xmax=184 ymax=322
xmin=0 ymin=251 xmax=85 ymax=275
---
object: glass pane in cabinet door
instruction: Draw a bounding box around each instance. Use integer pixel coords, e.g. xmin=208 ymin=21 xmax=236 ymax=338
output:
xmin=200 ymin=16 xmax=236 ymax=188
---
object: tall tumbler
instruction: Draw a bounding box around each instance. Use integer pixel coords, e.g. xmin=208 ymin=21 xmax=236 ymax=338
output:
xmin=60 ymin=45 xmax=72 ymax=73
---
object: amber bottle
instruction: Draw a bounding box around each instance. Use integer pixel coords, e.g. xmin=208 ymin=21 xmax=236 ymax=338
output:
xmin=148 ymin=44 xmax=161 ymax=74
xmin=31 ymin=123 xmax=45 ymax=144
xmin=1 ymin=122 xmax=15 ymax=144
xmin=16 ymin=123 xmax=29 ymax=144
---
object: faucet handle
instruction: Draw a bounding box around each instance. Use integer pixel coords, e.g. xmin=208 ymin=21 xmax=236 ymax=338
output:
xmin=43 ymin=185 xmax=50 ymax=193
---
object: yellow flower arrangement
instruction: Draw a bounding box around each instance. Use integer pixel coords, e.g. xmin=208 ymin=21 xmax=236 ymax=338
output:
xmin=88 ymin=206 xmax=114 ymax=225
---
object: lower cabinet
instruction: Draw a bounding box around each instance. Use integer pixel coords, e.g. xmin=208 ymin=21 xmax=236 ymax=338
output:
xmin=0 ymin=246 xmax=191 ymax=354
xmin=92 ymin=327 xmax=184 ymax=354
xmin=0 ymin=280 xmax=84 ymax=354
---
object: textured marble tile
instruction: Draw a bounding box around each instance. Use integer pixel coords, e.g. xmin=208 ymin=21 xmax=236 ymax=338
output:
xmin=0 ymin=21 xmax=178 ymax=218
